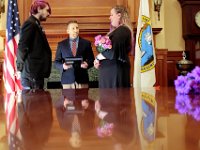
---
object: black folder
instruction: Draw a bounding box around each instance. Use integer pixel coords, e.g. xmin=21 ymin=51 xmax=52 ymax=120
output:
xmin=65 ymin=57 xmax=83 ymax=65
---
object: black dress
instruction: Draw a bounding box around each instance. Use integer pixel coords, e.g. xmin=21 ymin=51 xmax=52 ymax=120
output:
xmin=99 ymin=25 xmax=131 ymax=88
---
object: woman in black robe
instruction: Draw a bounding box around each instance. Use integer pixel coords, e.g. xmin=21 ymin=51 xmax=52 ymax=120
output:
xmin=94 ymin=5 xmax=133 ymax=88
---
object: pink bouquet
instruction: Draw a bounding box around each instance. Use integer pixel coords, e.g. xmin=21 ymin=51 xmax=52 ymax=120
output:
xmin=97 ymin=120 xmax=114 ymax=138
xmin=94 ymin=35 xmax=112 ymax=53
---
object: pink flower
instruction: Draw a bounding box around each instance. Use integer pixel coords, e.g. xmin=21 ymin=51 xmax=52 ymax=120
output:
xmin=94 ymin=35 xmax=112 ymax=53
xmin=96 ymin=120 xmax=114 ymax=138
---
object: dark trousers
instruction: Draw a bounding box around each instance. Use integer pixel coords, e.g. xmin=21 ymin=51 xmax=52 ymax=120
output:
xmin=21 ymin=77 xmax=44 ymax=89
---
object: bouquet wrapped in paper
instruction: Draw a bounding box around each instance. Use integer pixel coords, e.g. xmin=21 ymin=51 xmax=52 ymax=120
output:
xmin=94 ymin=35 xmax=112 ymax=53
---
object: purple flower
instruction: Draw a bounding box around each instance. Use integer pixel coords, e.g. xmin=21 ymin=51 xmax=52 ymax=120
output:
xmin=192 ymin=80 xmax=200 ymax=94
xmin=174 ymin=66 xmax=200 ymax=95
xmin=175 ymin=94 xmax=200 ymax=121
xmin=191 ymin=66 xmax=200 ymax=78
xmin=192 ymin=108 xmax=200 ymax=121
xmin=174 ymin=76 xmax=191 ymax=94
xmin=175 ymin=94 xmax=192 ymax=114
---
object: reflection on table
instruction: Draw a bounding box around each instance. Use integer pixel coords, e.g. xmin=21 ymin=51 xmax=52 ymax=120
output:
xmin=2 ymin=87 xmax=200 ymax=150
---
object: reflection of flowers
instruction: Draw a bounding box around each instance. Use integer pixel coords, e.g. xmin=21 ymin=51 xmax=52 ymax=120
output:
xmin=174 ymin=66 xmax=200 ymax=95
xmin=175 ymin=94 xmax=200 ymax=121
xmin=94 ymin=35 xmax=112 ymax=53
xmin=97 ymin=120 xmax=114 ymax=138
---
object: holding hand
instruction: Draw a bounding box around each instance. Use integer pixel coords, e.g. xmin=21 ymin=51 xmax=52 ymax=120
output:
xmin=94 ymin=59 xmax=100 ymax=69
xmin=81 ymin=61 xmax=88 ymax=69
xmin=63 ymin=63 xmax=72 ymax=70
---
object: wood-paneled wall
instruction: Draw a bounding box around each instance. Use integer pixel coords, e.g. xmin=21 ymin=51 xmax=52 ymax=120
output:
xmin=1 ymin=0 xmax=178 ymax=87
xmin=155 ymin=49 xmax=168 ymax=86
xmin=18 ymin=0 xmax=135 ymax=34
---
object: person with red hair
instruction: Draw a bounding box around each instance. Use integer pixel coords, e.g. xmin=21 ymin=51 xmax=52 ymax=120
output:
xmin=16 ymin=0 xmax=52 ymax=89
xmin=30 ymin=0 xmax=51 ymax=17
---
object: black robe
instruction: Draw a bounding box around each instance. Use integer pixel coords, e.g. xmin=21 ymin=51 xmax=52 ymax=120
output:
xmin=98 ymin=25 xmax=132 ymax=88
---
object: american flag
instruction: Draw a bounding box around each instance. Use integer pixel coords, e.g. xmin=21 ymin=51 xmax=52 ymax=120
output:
xmin=3 ymin=0 xmax=23 ymax=149
xmin=5 ymin=93 xmax=23 ymax=150
xmin=3 ymin=0 xmax=22 ymax=93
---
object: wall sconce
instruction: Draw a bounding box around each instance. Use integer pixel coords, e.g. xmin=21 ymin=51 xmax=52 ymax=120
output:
xmin=154 ymin=0 xmax=162 ymax=21
xmin=0 ymin=0 xmax=5 ymax=16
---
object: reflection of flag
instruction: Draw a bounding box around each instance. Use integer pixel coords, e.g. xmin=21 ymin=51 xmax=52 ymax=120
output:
xmin=5 ymin=93 xmax=23 ymax=150
xmin=3 ymin=0 xmax=22 ymax=93
xmin=141 ymin=93 xmax=156 ymax=142
xmin=134 ymin=0 xmax=156 ymax=87
xmin=134 ymin=88 xmax=157 ymax=150
xmin=9 ymin=132 xmax=23 ymax=150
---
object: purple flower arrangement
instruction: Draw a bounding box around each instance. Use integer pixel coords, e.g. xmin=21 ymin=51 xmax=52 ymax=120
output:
xmin=175 ymin=94 xmax=200 ymax=121
xmin=174 ymin=66 xmax=200 ymax=95
xmin=94 ymin=35 xmax=112 ymax=53
xmin=96 ymin=120 xmax=114 ymax=138
xmin=174 ymin=66 xmax=200 ymax=121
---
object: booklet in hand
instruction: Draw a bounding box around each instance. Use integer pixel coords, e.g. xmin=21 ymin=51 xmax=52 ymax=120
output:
xmin=65 ymin=57 xmax=83 ymax=65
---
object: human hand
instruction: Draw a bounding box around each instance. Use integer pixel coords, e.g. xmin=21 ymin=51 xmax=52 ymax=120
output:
xmin=63 ymin=63 xmax=72 ymax=70
xmin=95 ymin=100 xmax=101 ymax=113
xmin=93 ymin=59 xmax=100 ymax=69
xmin=81 ymin=61 xmax=88 ymax=69
xmin=81 ymin=99 xmax=89 ymax=109
xmin=63 ymin=97 xmax=72 ymax=108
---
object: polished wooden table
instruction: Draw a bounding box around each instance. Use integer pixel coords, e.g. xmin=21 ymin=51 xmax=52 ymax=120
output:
xmin=0 ymin=87 xmax=200 ymax=150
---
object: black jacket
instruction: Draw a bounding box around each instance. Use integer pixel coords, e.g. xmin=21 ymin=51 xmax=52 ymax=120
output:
xmin=16 ymin=15 xmax=52 ymax=79
xmin=54 ymin=37 xmax=94 ymax=84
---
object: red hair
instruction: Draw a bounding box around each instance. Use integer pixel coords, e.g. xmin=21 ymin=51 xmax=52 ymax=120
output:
xmin=30 ymin=0 xmax=51 ymax=15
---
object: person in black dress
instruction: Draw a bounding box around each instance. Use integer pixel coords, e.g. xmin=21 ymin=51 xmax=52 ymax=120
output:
xmin=94 ymin=5 xmax=133 ymax=88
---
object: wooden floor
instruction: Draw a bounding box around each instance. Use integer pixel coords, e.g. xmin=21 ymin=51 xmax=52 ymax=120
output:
xmin=0 ymin=86 xmax=200 ymax=150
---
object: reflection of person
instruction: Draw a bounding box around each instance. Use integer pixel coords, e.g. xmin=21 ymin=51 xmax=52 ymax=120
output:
xmin=16 ymin=0 xmax=52 ymax=89
xmin=17 ymin=90 xmax=53 ymax=150
xmin=54 ymin=20 xmax=94 ymax=89
xmin=95 ymin=89 xmax=135 ymax=146
xmin=94 ymin=5 xmax=133 ymax=88
xmin=54 ymin=89 xmax=95 ymax=149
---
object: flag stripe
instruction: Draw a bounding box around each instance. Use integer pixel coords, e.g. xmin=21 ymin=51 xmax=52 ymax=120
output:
xmin=4 ymin=1 xmax=23 ymax=149
xmin=3 ymin=0 xmax=22 ymax=93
